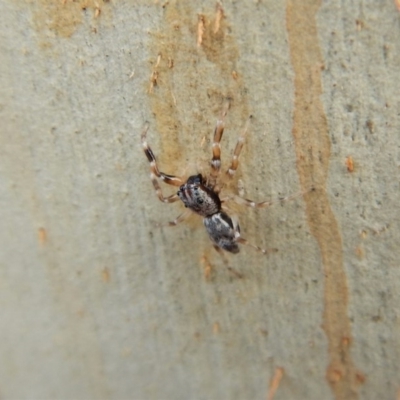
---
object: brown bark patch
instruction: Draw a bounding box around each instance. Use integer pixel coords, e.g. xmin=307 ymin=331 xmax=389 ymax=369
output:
xmin=147 ymin=2 xmax=250 ymax=173
xmin=32 ymin=0 xmax=112 ymax=40
xmin=286 ymin=1 xmax=364 ymax=399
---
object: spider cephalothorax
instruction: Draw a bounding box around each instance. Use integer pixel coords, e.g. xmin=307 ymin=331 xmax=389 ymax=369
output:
xmin=178 ymin=174 xmax=221 ymax=217
xmin=141 ymin=106 xmax=287 ymax=255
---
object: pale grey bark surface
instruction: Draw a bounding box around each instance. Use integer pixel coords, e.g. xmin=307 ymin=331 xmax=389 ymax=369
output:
xmin=1 ymin=1 xmax=399 ymax=400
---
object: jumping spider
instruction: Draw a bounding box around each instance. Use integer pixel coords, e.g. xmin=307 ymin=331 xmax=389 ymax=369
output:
xmin=141 ymin=106 xmax=298 ymax=255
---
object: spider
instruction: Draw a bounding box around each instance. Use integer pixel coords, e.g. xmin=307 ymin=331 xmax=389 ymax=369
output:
xmin=141 ymin=106 xmax=296 ymax=255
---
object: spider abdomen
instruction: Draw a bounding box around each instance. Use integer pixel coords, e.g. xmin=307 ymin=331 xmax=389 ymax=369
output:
xmin=203 ymin=212 xmax=240 ymax=254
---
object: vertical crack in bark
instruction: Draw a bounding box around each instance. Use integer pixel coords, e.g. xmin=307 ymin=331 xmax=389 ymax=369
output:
xmin=286 ymin=1 xmax=364 ymax=399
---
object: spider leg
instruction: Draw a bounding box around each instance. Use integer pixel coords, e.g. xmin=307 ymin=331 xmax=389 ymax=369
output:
xmin=141 ymin=124 xmax=184 ymax=203
xmin=226 ymin=116 xmax=252 ymax=179
xmin=215 ymin=210 xmax=276 ymax=256
xmin=212 ymin=245 xmax=244 ymax=279
xmin=167 ymin=209 xmax=192 ymax=227
xmin=235 ymin=237 xmax=278 ymax=256
xmin=229 ymin=217 xmax=277 ymax=255
xmin=222 ymin=188 xmax=312 ymax=209
xmin=208 ymin=103 xmax=230 ymax=190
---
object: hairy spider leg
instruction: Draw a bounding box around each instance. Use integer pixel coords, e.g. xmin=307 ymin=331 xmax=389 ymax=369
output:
xmin=208 ymin=103 xmax=229 ymax=191
xmin=235 ymin=237 xmax=278 ymax=255
xmin=153 ymin=209 xmax=192 ymax=228
xmin=225 ymin=208 xmax=278 ymax=256
xmin=167 ymin=209 xmax=192 ymax=227
xmin=226 ymin=116 xmax=252 ymax=179
xmin=212 ymin=245 xmax=244 ymax=279
xmin=222 ymin=187 xmax=314 ymax=209
xmin=141 ymin=124 xmax=184 ymax=203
